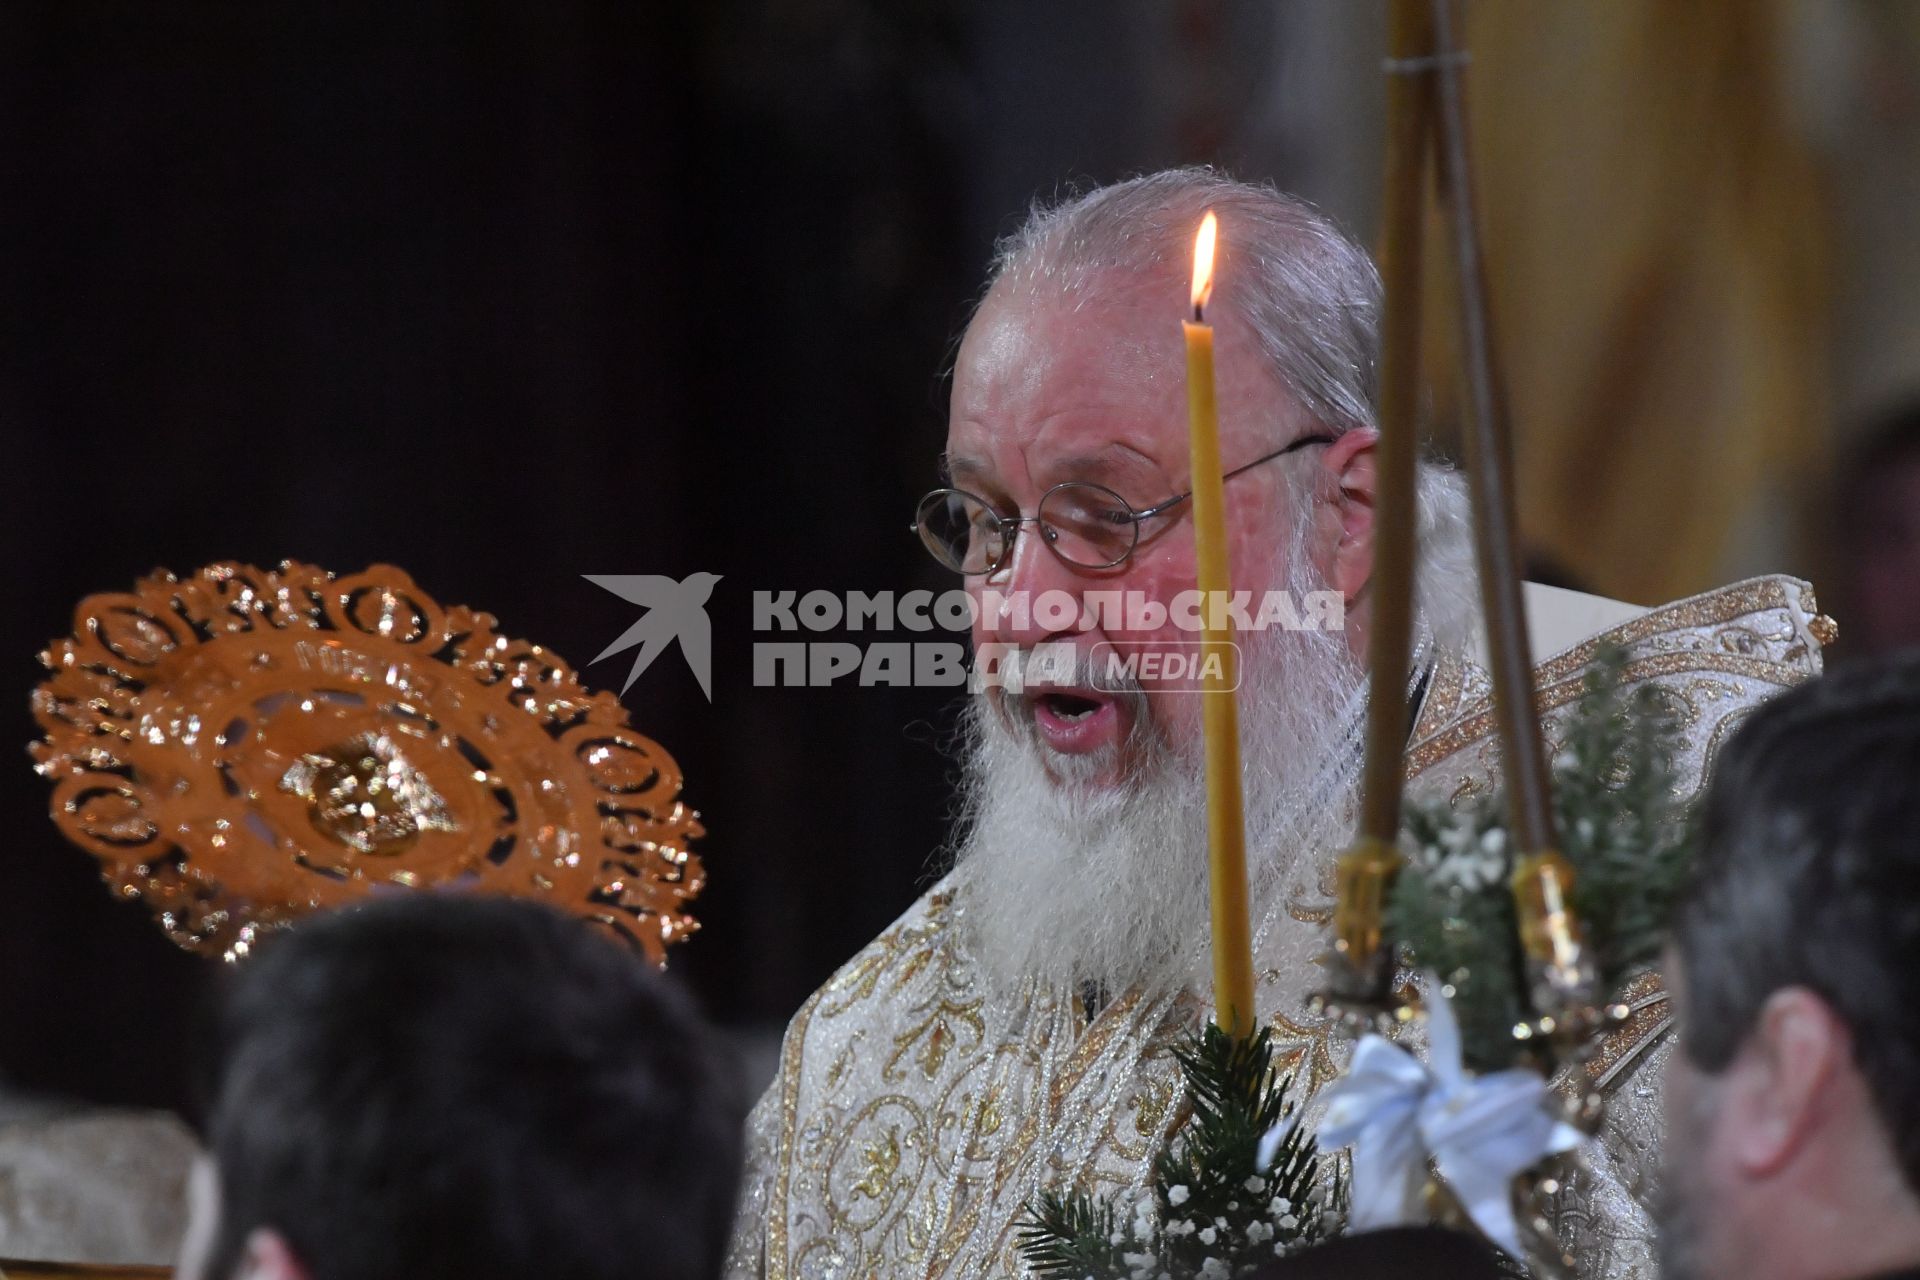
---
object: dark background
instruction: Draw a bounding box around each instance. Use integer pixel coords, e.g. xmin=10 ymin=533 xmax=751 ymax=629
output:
xmin=0 ymin=0 xmax=1302 ymax=1111
xmin=9 ymin=1 xmax=1910 ymax=1117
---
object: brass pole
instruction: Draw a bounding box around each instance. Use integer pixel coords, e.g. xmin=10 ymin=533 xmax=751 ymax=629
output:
xmin=1428 ymin=0 xmax=1596 ymax=1020
xmin=1330 ymin=0 xmax=1434 ymax=995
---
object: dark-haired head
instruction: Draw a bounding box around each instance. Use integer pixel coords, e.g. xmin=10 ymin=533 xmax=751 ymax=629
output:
xmin=1661 ymin=654 xmax=1920 ymax=1280
xmin=181 ymin=894 xmax=744 ymax=1280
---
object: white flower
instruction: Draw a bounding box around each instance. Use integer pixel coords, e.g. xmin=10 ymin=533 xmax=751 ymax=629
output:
xmin=1245 ymin=1220 xmax=1274 ymax=1244
xmin=1479 ymin=827 xmax=1508 ymax=856
xmin=1198 ymin=1226 xmax=1218 ymax=1246
xmin=1168 ymin=1185 xmax=1190 ymax=1207
xmin=1198 ymin=1258 xmax=1231 ymax=1280
xmin=1110 ymin=1231 xmax=1125 ymax=1246
xmin=1279 ymin=1213 xmax=1299 ymax=1231
xmin=1243 ymin=1175 xmax=1266 ymax=1194
xmin=1269 ymin=1196 xmax=1292 ymax=1216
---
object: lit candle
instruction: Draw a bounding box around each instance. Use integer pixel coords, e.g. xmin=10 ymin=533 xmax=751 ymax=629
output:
xmin=1183 ymin=211 xmax=1258 ymax=1038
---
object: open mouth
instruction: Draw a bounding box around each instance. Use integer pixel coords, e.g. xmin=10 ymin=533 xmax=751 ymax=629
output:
xmin=1023 ymin=684 xmax=1124 ymax=755
xmin=1039 ymin=691 xmax=1103 ymax=722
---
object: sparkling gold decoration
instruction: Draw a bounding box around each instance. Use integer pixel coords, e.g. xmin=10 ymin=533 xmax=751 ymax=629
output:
xmin=1552 ymin=969 xmax=1672 ymax=1104
xmin=1325 ymin=835 xmax=1402 ymax=1002
xmin=30 ymin=561 xmax=704 ymax=964
xmin=279 ymin=731 xmax=458 ymax=857
xmin=1510 ymin=847 xmax=1601 ymax=1032
xmin=1421 ymin=1153 xmax=1580 ymax=1280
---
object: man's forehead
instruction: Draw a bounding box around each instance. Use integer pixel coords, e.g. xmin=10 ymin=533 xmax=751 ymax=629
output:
xmin=957 ymin=280 xmax=1174 ymax=392
xmin=945 ymin=439 xmax=1165 ymax=487
xmin=948 ymin=283 xmax=1186 ymax=482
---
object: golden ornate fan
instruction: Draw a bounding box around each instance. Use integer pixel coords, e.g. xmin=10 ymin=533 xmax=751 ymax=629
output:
xmin=29 ymin=561 xmax=704 ymax=964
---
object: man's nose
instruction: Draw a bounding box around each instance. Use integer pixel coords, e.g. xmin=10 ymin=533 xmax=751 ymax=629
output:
xmin=979 ymin=522 xmax=1089 ymax=649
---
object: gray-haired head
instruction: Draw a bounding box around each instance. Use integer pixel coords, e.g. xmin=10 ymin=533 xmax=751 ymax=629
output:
xmin=988 ymin=167 xmax=1382 ymax=438
xmin=984 ymin=167 xmax=1474 ymax=647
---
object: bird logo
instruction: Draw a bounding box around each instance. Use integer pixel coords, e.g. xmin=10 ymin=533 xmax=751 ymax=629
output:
xmin=584 ymin=573 xmax=722 ymax=702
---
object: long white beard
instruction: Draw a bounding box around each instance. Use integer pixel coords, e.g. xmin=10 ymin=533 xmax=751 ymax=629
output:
xmin=950 ymin=573 xmax=1369 ymax=1000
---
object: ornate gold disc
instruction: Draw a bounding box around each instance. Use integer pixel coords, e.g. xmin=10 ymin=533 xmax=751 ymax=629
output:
xmin=29 ymin=561 xmax=704 ymax=964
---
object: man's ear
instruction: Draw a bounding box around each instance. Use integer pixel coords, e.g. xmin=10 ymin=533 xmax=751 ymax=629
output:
xmin=1322 ymin=428 xmax=1378 ymax=603
xmin=233 ymin=1229 xmax=310 ymax=1280
xmin=1726 ymin=986 xmax=1848 ymax=1178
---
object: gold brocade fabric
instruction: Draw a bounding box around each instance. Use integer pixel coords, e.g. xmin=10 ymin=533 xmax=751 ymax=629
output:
xmin=725 ymin=576 xmax=1829 ymax=1280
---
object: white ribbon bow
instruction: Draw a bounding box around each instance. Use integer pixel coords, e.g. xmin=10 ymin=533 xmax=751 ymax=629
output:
xmin=1305 ymin=976 xmax=1586 ymax=1257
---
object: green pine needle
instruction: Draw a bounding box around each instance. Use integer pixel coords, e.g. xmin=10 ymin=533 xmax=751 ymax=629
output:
xmin=1018 ymin=1024 xmax=1338 ymax=1278
xmin=1388 ymin=644 xmax=1699 ymax=1069
xmin=1017 ymin=1188 xmax=1129 ymax=1279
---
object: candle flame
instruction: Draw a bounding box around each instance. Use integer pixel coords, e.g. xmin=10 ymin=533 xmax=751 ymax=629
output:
xmin=1190 ymin=210 xmax=1217 ymax=317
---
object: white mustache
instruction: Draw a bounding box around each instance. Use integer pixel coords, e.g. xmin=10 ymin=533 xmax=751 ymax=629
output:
xmin=951 ymin=619 xmax=1371 ymax=998
xmin=982 ymin=644 xmax=1143 ymax=695
xmin=989 ymin=647 xmax=1150 ymax=740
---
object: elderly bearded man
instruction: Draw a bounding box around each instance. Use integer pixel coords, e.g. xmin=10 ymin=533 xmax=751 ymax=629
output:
xmin=724 ymin=169 xmax=1831 ymax=1279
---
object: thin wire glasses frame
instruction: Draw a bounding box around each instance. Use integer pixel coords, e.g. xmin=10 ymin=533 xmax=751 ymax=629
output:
xmin=914 ymin=432 xmax=1340 ymax=576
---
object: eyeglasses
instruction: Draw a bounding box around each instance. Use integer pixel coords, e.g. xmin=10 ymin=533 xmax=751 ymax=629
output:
xmin=914 ymin=433 xmax=1338 ymax=575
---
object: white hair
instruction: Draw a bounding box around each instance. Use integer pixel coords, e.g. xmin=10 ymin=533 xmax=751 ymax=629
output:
xmin=947 ymin=170 xmax=1486 ymax=994
xmin=989 ymin=167 xmax=1478 ymax=654
xmin=952 ymin=500 xmax=1367 ymax=996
